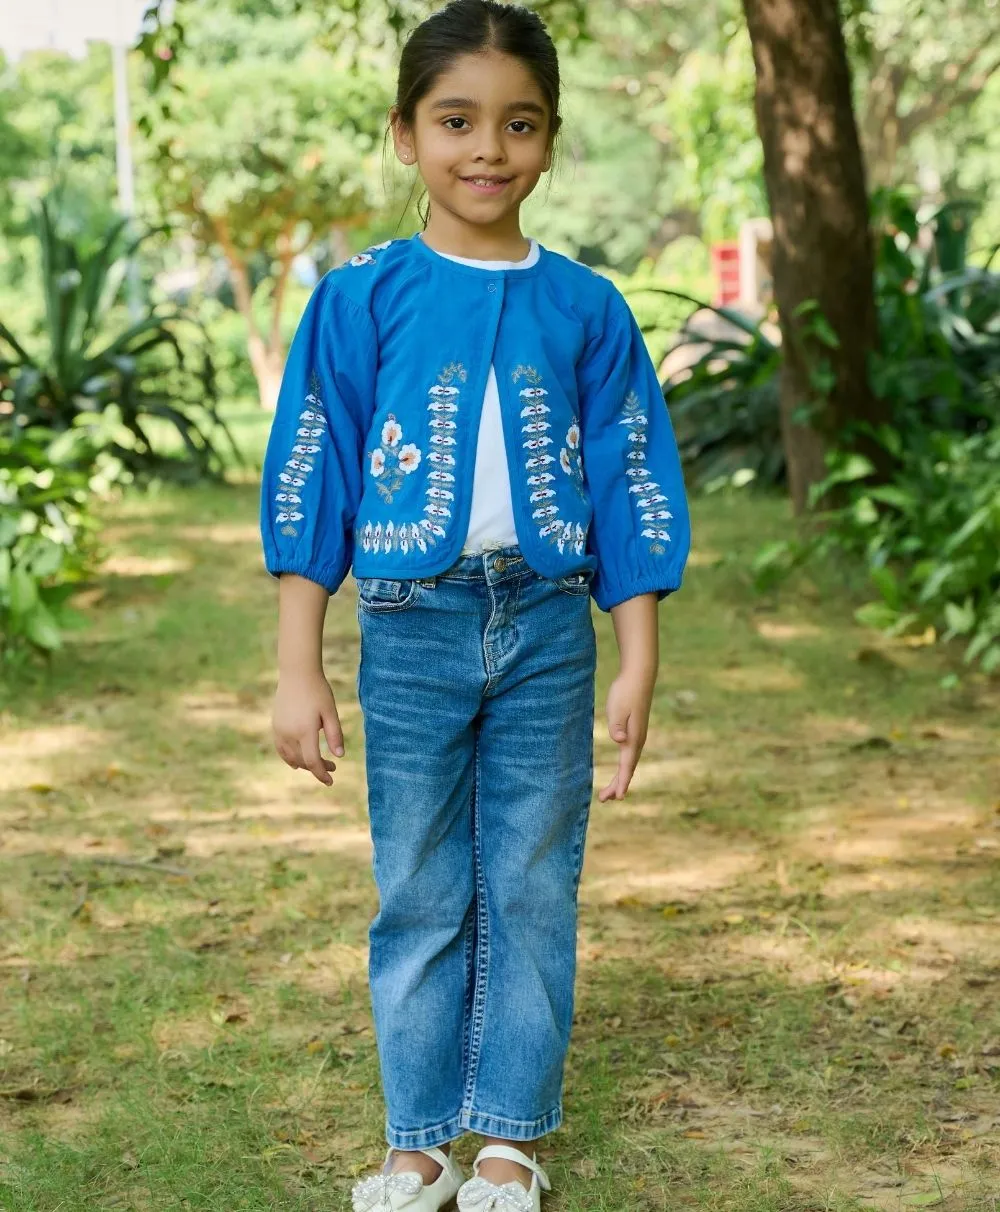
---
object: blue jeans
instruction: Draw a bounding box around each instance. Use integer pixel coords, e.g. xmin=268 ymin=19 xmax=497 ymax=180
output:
xmin=355 ymin=544 xmax=598 ymax=1149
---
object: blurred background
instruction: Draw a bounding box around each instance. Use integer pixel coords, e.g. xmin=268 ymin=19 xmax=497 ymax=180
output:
xmin=0 ymin=3 xmax=998 ymax=1210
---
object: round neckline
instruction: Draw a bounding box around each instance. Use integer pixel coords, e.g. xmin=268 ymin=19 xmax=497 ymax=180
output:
xmin=410 ymin=231 xmax=546 ymax=277
xmin=431 ymin=237 xmax=539 ymax=271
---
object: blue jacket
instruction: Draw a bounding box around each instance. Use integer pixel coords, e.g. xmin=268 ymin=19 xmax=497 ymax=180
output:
xmin=260 ymin=233 xmax=690 ymax=612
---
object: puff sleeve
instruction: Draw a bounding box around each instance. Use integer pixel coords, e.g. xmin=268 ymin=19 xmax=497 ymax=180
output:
xmin=260 ymin=274 xmax=377 ymax=594
xmin=578 ymin=285 xmax=691 ymax=612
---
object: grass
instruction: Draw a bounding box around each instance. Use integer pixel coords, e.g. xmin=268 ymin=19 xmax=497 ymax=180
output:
xmin=1 ymin=420 xmax=998 ymax=1210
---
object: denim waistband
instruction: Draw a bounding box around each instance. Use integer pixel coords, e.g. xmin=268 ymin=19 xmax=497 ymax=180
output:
xmin=440 ymin=544 xmax=527 ymax=581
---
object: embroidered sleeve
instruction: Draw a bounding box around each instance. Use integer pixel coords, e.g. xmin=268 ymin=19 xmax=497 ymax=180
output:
xmin=260 ymin=274 xmax=377 ymax=593
xmin=577 ymin=286 xmax=691 ymax=612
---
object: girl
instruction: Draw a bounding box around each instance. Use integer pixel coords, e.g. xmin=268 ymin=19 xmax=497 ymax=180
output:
xmin=260 ymin=2 xmax=690 ymax=1208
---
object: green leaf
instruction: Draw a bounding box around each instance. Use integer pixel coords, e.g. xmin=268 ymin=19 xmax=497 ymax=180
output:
xmin=942 ymin=506 xmax=992 ymax=555
xmin=870 ymin=566 xmax=902 ymax=608
xmin=944 ymin=599 xmax=976 ymax=637
xmin=981 ymin=645 xmax=1000 ymax=674
xmin=853 ymin=496 xmax=879 ymax=525
xmin=8 ymin=566 xmax=38 ymax=616
xmin=25 ymin=601 xmax=62 ymax=651
xmin=856 ymin=601 xmax=900 ymax=631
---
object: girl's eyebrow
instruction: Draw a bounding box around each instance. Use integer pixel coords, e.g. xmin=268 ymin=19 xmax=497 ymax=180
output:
xmin=429 ymin=97 xmax=547 ymax=117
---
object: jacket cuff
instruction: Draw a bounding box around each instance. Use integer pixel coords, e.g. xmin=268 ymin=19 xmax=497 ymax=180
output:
xmin=593 ymin=572 xmax=682 ymax=613
xmin=263 ymin=557 xmax=348 ymax=595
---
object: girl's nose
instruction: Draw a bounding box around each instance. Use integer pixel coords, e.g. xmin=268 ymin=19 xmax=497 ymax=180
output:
xmin=474 ymin=132 xmax=506 ymax=163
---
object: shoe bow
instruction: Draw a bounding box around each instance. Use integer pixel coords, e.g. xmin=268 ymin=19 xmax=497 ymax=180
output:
xmin=351 ymin=1170 xmax=424 ymax=1211
xmin=457 ymin=1176 xmax=534 ymax=1212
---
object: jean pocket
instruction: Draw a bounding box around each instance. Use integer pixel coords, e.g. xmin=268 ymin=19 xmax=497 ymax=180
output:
xmin=356 ymin=576 xmax=421 ymax=613
xmin=553 ymin=570 xmax=594 ymax=597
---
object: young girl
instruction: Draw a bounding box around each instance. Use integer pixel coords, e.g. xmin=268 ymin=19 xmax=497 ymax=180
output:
xmin=260 ymin=2 xmax=690 ymax=1207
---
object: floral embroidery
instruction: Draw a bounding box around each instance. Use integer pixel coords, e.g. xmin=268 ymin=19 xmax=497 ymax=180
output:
xmin=367 ymin=413 xmax=422 ymax=504
xmin=559 ymin=418 xmax=585 ymax=499
xmin=347 ymin=239 xmax=393 ymax=268
xmin=620 ymin=390 xmax=671 ymax=554
xmin=355 ymin=362 xmax=467 ymax=556
xmin=274 ymin=372 xmax=326 ymax=538
xmin=512 ymin=365 xmax=588 ymax=556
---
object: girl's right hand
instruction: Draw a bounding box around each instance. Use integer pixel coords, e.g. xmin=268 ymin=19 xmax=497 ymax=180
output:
xmin=272 ymin=670 xmax=345 ymax=786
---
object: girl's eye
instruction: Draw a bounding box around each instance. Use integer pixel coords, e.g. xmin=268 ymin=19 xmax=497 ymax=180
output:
xmin=441 ymin=118 xmax=536 ymax=133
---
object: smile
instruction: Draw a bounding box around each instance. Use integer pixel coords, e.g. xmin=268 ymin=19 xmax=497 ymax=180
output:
xmin=461 ymin=176 xmax=512 ymax=194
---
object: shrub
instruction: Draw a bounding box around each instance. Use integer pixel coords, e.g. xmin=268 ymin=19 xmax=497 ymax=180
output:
xmin=0 ymin=198 xmax=236 ymax=483
xmin=0 ymin=425 xmax=107 ymax=657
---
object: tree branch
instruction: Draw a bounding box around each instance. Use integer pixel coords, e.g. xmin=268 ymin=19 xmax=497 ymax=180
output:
xmin=212 ymin=215 xmax=262 ymax=346
xmin=267 ymin=221 xmax=299 ymax=355
xmin=898 ymin=50 xmax=1000 ymax=143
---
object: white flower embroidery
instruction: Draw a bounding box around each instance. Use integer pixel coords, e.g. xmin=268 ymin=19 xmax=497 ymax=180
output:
xmin=370 ymin=449 xmax=386 ymax=477
xmin=512 ymin=366 xmax=589 ymax=556
xmin=621 ymin=391 xmax=670 ymax=553
xmin=398 ymin=443 xmax=421 ymax=473
xmin=344 ymin=239 xmax=393 ymax=271
xmin=355 ymin=363 xmax=468 ymax=557
xmin=274 ymin=372 xmax=327 ymax=537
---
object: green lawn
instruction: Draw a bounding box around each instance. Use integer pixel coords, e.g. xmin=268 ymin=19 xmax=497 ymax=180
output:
xmin=1 ymin=431 xmax=998 ymax=1210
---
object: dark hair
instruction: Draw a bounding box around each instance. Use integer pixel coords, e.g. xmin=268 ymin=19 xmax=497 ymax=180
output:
xmin=390 ymin=0 xmax=562 ymax=227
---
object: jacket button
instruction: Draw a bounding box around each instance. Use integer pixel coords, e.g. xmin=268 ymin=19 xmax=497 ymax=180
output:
xmin=494 ymin=557 xmax=506 ymax=572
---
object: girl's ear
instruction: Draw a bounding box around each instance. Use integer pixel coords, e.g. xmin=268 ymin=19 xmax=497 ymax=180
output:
xmin=542 ymin=116 xmax=561 ymax=173
xmin=389 ymin=106 xmax=416 ymax=166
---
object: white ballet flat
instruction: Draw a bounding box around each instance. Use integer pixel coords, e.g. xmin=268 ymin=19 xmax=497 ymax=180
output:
xmin=351 ymin=1146 xmax=465 ymax=1212
xmin=456 ymin=1144 xmax=552 ymax=1212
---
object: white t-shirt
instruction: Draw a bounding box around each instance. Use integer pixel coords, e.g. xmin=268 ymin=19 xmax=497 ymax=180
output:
xmin=428 ymin=237 xmax=541 ymax=554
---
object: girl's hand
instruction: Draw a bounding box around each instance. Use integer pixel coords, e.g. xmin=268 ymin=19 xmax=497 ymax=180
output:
xmin=272 ymin=670 xmax=345 ymax=786
xmin=598 ymin=669 xmax=653 ymax=802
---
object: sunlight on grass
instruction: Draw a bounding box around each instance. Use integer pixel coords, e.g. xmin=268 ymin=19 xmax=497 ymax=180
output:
xmin=0 ymin=478 xmax=998 ymax=1211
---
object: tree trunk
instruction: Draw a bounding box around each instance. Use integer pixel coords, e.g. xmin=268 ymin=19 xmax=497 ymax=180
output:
xmin=742 ymin=0 xmax=888 ymax=514
xmin=213 ymin=217 xmax=292 ymax=412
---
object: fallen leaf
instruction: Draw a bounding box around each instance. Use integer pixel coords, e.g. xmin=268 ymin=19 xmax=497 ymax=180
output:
xmin=570 ymin=1159 xmax=598 ymax=1179
xmin=614 ymin=896 xmax=646 ymax=909
xmin=682 ymin=1129 xmax=706 ymax=1139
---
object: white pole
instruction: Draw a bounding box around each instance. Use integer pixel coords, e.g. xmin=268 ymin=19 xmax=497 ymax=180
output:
xmin=112 ymin=0 xmax=141 ymax=316
xmin=112 ymin=41 xmax=136 ymax=217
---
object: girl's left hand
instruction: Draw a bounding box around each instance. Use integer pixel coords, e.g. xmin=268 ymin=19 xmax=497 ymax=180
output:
xmin=599 ymin=670 xmax=653 ymax=801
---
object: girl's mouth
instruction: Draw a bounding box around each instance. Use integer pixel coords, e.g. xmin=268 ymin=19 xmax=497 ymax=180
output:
xmin=461 ymin=176 xmax=512 ymax=195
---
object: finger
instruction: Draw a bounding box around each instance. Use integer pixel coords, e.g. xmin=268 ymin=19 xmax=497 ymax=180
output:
xmin=277 ymin=738 xmax=304 ymax=770
xmin=609 ymin=711 xmax=630 ymax=745
xmin=598 ymin=771 xmax=622 ymax=802
xmin=616 ymin=747 xmax=638 ymax=799
xmin=300 ymin=734 xmax=333 ymax=786
xmin=322 ymin=712 xmax=345 ymax=759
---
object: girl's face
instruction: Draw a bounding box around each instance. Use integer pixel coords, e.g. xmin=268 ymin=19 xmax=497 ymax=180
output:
xmin=392 ymin=49 xmax=555 ymax=235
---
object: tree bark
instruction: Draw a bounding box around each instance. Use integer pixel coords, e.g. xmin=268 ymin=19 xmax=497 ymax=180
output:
xmin=213 ymin=217 xmax=290 ymax=412
xmin=742 ymin=0 xmax=888 ymax=514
